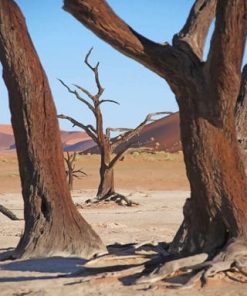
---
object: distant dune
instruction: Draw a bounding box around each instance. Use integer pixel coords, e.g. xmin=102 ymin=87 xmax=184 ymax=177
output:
xmin=0 ymin=112 xmax=181 ymax=153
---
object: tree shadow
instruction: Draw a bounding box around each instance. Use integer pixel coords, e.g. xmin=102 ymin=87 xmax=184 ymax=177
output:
xmin=0 ymin=256 xmax=86 ymax=283
xmin=0 ymin=242 xmax=170 ymax=285
xmin=63 ymin=241 xmax=170 ymax=286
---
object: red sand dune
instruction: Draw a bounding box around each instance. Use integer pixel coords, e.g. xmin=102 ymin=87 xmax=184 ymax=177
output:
xmin=0 ymin=112 xmax=181 ymax=153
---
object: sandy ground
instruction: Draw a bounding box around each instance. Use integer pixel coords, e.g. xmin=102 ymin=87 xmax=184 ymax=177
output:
xmin=0 ymin=153 xmax=247 ymax=295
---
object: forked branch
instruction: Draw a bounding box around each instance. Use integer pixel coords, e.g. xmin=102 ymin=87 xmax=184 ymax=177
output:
xmin=85 ymin=47 xmax=104 ymax=98
xmin=173 ymin=0 xmax=216 ymax=60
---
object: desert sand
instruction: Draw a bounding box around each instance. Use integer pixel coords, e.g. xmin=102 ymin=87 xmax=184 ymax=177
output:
xmin=0 ymin=153 xmax=246 ymax=295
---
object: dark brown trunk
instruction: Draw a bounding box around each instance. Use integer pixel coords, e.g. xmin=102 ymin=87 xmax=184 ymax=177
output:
xmin=0 ymin=0 xmax=104 ymax=259
xmin=170 ymin=86 xmax=247 ymax=255
xmin=97 ymin=142 xmax=115 ymax=198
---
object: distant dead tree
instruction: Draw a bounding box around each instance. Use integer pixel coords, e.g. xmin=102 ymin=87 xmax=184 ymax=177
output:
xmin=235 ymin=64 xmax=247 ymax=169
xmin=58 ymin=49 xmax=172 ymax=205
xmin=64 ymin=151 xmax=87 ymax=190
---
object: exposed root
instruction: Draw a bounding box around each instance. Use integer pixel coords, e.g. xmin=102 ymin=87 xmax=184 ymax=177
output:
xmin=62 ymin=241 xmax=168 ymax=283
xmin=85 ymin=192 xmax=139 ymax=207
xmin=136 ymin=253 xmax=208 ymax=285
xmin=136 ymin=238 xmax=247 ymax=288
xmin=62 ymin=239 xmax=247 ymax=289
xmin=0 ymin=204 xmax=20 ymax=220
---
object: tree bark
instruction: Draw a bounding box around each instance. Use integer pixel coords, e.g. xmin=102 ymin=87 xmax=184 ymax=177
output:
xmin=0 ymin=0 xmax=104 ymax=259
xmin=97 ymin=141 xmax=115 ymax=198
xmin=64 ymin=0 xmax=247 ymax=256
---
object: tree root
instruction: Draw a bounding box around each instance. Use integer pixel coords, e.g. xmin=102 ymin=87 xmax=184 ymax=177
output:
xmin=136 ymin=238 xmax=247 ymax=288
xmin=85 ymin=192 xmax=139 ymax=207
xmin=63 ymin=238 xmax=247 ymax=289
xmin=0 ymin=204 xmax=20 ymax=220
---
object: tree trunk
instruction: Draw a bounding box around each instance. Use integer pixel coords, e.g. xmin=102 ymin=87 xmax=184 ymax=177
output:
xmin=0 ymin=0 xmax=104 ymax=259
xmin=97 ymin=142 xmax=115 ymax=198
xmin=170 ymin=83 xmax=247 ymax=255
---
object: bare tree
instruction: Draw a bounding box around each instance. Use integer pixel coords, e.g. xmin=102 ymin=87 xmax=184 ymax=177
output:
xmin=58 ymin=49 xmax=172 ymax=205
xmin=0 ymin=0 xmax=104 ymax=259
xmin=63 ymin=0 xmax=247 ymax=285
xmin=64 ymin=151 xmax=87 ymax=190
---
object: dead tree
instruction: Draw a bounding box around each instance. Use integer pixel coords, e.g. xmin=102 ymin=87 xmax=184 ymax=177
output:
xmin=62 ymin=0 xmax=247 ymax=286
xmin=0 ymin=0 xmax=104 ymax=259
xmin=64 ymin=151 xmax=87 ymax=190
xmin=58 ymin=49 xmax=171 ymax=205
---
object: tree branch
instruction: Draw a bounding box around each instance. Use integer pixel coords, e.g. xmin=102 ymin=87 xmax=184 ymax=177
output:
xmin=109 ymin=142 xmax=133 ymax=169
xmin=73 ymin=83 xmax=94 ymax=101
xmin=58 ymin=79 xmax=96 ymax=115
xmin=112 ymin=112 xmax=173 ymax=150
xmin=105 ymin=127 xmax=133 ymax=140
xmin=97 ymin=99 xmax=120 ymax=107
xmin=63 ymin=0 xmax=183 ymax=81
xmin=206 ymin=0 xmax=247 ymax=109
xmin=84 ymin=47 xmax=104 ymax=97
xmin=173 ymin=0 xmax=216 ymax=60
xmin=58 ymin=114 xmax=98 ymax=142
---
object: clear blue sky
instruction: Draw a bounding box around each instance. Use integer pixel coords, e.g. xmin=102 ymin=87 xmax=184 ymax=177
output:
xmin=0 ymin=1 xmax=246 ymax=131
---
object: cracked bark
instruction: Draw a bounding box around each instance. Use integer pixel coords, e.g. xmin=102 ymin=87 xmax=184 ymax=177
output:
xmin=0 ymin=0 xmax=104 ymax=259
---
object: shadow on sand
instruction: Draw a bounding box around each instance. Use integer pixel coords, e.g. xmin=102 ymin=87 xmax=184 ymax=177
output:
xmin=0 ymin=242 xmax=169 ymax=285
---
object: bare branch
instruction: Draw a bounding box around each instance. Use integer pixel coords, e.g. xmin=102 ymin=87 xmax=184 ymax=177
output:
xmin=97 ymin=99 xmax=120 ymax=106
xmin=0 ymin=204 xmax=20 ymax=220
xmin=84 ymin=47 xmax=104 ymax=97
xmin=58 ymin=114 xmax=98 ymax=142
xmin=105 ymin=127 xmax=133 ymax=140
xmin=173 ymin=0 xmax=216 ymax=60
xmin=112 ymin=112 xmax=173 ymax=150
xmin=73 ymin=84 xmax=94 ymax=101
xmin=58 ymin=79 xmax=96 ymax=115
xmin=73 ymin=169 xmax=87 ymax=177
xmin=109 ymin=142 xmax=133 ymax=169
xmin=206 ymin=0 xmax=247 ymax=110
xmin=63 ymin=0 xmax=182 ymax=81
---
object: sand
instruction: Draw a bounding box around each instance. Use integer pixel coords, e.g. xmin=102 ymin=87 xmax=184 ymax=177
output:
xmin=0 ymin=153 xmax=246 ymax=295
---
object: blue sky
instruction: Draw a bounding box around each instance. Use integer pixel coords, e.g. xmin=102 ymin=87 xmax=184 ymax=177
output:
xmin=0 ymin=1 xmax=246 ymax=131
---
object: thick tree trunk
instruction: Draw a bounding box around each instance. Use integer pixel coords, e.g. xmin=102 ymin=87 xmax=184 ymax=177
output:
xmin=97 ymin=166 xmax=115 ymax=199
xmin=170 ymin=87 xmax=247 ymax=255
xmin=0 ymin=0 xmax=104 ymax=259
xmin=97 ymin=143 xmax=115 ymax=198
